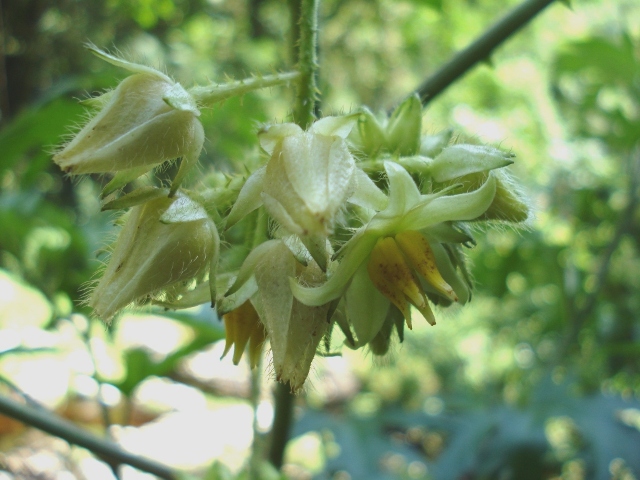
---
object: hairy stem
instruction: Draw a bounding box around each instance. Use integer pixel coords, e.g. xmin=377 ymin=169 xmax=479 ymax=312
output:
xmin=190 ymin=71 xmax=300 ymax=107
xmin=293 ymin=0 xmax=319 ymax=129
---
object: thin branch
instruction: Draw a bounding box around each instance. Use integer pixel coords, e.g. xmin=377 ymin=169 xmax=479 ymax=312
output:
xmin=0 ymin=394 xmax=177 ymax=480
xmin=559 ymin=148 xmax=640 ymax=357
xmin=410 ymin=0 xmax=559 ymax=107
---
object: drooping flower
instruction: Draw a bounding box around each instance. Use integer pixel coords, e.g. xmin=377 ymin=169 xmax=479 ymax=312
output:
xmin=291 ymin=161 xmax=499 ymax=347
xmin=53 ymin=46 xmax=203 ymax=196
xmin=219 ymin=238 xmax=333 ymax=392
xmin=90 ymin=192 xmax=219 ymax=322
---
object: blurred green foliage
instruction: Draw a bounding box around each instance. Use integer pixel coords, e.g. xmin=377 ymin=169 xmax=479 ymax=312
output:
xmin=1 ymin=0 xmax=639 ymax=479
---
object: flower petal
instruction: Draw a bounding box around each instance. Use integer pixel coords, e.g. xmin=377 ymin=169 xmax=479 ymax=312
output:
xmin=345 ymin=262 xmax=390 ymax=346
xmin=381 ymin=161 xmax=422 ymax=219
xmin=225 ymin=166 xmax=266 ymax=230
xmin=402 ymin=172 xmax=497 ymax=230
xmin=258 ymin=123 xmax=302 ymax=155
xmin=309 ymin=114 xmax=358 ymax=138
xmin=348 ymin=168 xmax=388 ymax=212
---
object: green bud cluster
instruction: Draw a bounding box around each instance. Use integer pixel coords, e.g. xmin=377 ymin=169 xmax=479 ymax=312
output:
xmin=54 ymin=48 xmax=530 ymax=392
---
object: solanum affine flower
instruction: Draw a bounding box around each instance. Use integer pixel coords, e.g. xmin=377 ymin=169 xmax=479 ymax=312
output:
xmin=226 ymin=116 xmax=356 ymax=234
xmin=220 ymin=239 xmax=333 ymax=392
xmin=225 ymin=115 xmax=385 ymax=268
xmin=90 ymin=192 xmax=219 ymax=322
xmin=53 ymin=46 xmax=203 ymax=196
xmin=291 ymin=161 xmax=497 ymax=347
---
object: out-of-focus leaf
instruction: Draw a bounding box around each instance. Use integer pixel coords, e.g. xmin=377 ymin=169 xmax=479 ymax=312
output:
xmin=0 ymin=98 xmax=84 ymax=187
xmin=115 ymin=309 xmax=224 ymax=396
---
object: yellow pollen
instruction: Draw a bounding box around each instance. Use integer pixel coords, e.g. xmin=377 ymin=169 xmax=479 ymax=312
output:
xmin=222 ymin=300 xmax=266 ymax=367
xmin=395 ymin=230 xmax=458 ymax=302
xmin=367 ymin=236 xmax=436 ymax=327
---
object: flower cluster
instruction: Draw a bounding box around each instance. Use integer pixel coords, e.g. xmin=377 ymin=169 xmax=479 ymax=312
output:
xmin=55 ymin=49 xmax=529 ymax=392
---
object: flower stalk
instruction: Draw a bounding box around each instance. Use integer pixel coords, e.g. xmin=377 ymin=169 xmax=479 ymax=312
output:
xmin=189 ymin=71 xmax=301 ymax=107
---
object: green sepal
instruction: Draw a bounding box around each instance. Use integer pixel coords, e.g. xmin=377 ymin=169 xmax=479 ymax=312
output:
xmin=386 ymin=93 xmax=422 ymax=156
xmin=160 ymin=193 xmax=209 ymax=223
xmin=163 ymin=82 xmax=200 ymax=115
xmin=101 ymin=165 xmax=154 ymax=198
xmin=86 ymin=44 xmax=172 ymax=83
xmin=79 ymin=89 xmax=115 ymax=109
xmin=420 ymin=128 xmax=453 ymax=157
xmin=101 ymin=186 xmax=169 ymax=211
xmin=430 ymin=144 xmax=515 ymax=182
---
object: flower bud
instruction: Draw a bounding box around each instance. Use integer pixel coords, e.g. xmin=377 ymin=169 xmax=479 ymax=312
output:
xmin=429 ymin=145 xmax=515 ymax=183
xmin=90 ymin=193 xmax=217 ymax=321
xmin=435 ymin=170 xmax=530 ymax=223
xmin=54 ymin=73 xmax=203 ymax=181
xmin=353 ymin=94 xmax=422 ymax=158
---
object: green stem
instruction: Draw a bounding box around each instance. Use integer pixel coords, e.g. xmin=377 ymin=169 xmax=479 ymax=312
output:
xmin=266 ymin=0 xmax=320 ymax=470
xmin=293 ymin=0 xmax=319 ymax=128
xmin=268 ymin=382 xmax=296 ymax=469
xmin=0 ymin=394 xmax=176 ymax=480
xmin=411 ymin=0 xmax=559 ymax=107
xmin=190 ymin=71 xmax=300 ymax=107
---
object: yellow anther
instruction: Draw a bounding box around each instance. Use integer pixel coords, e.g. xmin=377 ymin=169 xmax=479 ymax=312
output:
xmin=367 ymin=236 xmax=435 ymax=327
xmin=222 ymin=300 xmax=265 ymax=367
xmin=395 ymin=230 xmax=458 ymax=302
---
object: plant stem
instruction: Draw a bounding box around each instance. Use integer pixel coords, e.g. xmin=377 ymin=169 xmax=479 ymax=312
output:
xmin=267 ymin=0 xmax=320 ymax=470
xmin=268 ymin=382 xmax=296 ymax=469
xmin=189 ymin=71 xmax=300 ymax=107
xmin=410 ymin=0 xmax=559 ymax=107
xmin=293 ymin=0 xmax=319 ymax=129
xmin=0 ymin=394 xmax=177 ymax=480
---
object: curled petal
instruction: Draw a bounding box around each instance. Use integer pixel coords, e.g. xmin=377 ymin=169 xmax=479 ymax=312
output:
xmin=402 ymin=173 xmax=497 ymax=230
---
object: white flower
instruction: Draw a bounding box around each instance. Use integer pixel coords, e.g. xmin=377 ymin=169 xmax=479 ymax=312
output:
xmin=220 ymin=238 xmax=333 ymax=392
xmin=290 ymin=161 xmax=497 ymax=347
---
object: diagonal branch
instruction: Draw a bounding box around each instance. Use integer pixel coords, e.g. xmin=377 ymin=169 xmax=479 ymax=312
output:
xmin=411 ymin=0 xmax=560 ymax=107
xmin=559 ymin=148 xmax=640 ymax=357
xmin=0 ymin=394 xmax=177 ymax=480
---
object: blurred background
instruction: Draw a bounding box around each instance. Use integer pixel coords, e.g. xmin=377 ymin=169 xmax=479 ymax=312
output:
xmin=1 ymin=0 xmax=639 ymax=478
